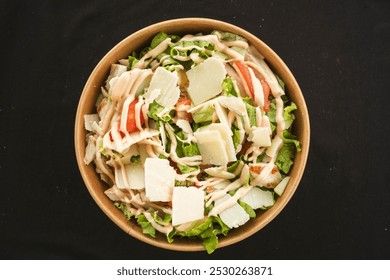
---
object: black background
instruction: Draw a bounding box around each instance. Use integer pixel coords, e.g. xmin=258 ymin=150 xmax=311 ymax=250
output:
xmin=1 ymin=0 xmax=389 ymax=259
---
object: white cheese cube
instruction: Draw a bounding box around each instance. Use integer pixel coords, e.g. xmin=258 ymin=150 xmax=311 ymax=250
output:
xmin=247 ymin=126 xmax=271 ymax=147
xmin=186 ymin=57 xmax=227 ymax=105
xmin=147 ymin=67 xmax=180 ymax=109
xmin=194 ymin=130 xmax=228 ymax=166
xmin=215 ymin=194 xmax=250 ymax=228
xmin=172 ymin=187 xmax=205 ymax=226
xmin=208 ymin=123 xmax=237 ymax=162
xmin=144 ymin=158 xmax=176 ymax=201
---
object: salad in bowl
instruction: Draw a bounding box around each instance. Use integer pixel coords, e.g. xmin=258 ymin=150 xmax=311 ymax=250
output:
xmin=76 ymin=18 xmax=309 ymax=254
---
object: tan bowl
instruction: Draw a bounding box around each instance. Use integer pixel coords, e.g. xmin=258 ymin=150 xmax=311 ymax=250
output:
xmin=74 ymin=18 xmax=310 ymax=252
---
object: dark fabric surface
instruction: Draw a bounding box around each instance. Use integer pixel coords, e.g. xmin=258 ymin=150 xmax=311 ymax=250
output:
xmin=1 ymin=0 xmax=389 ymax=259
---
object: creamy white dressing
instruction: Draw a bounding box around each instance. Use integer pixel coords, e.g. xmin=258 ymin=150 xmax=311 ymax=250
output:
xmin=133 ymin=38 xmax=172 ymax=69
xmin=143 ymin=211 xmax=173 ymax=235
xmin=135 ymin=96 xmax=144 ymax=131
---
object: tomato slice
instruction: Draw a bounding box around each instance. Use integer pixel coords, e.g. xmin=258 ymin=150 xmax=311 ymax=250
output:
xmin=233 ymin=60 xmax=254 ymax=98
xmin=109 ymin=99 xmax=144 ymax=141
xmin=109 ymin=124 xmax=125 ymax=142
xmin=260 ymin=79 xmax=271 ymax=112
xmin=126 ymin=99 xmax=145 ymax=133
xmin=236 ymin=60 xmax=272 ymax=112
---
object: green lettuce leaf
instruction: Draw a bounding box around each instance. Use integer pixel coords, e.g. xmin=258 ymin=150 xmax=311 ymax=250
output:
xmin=114 ymin=202 xmax=133 ymax=220
xmin=136 ymin=214 xmax=156 ymax=238
xmin=213 ymin=30 xmax=247 ymax=43
xmin=222 ymin=77 xmax=238 ymax=97
xmin=128 ymin=52 xmax=139 ymax=70
xmin=232 ymin=125 xmax=241 ymax=149
xmin=239 ymin=201 xmax=256 ymax=218
xmin=150 ymin=32 xmax=180 ymax=49
xmin=192 ymin=104 xmax=215 ymax=123
xmin=245 ymin=102 xmax=257 ymax=127
xmin=177 ymin=164 xmax=199 ymax=174
xmin=147 ymin=100 xmax=172 ymax=122
xmin=275 ymin=143 xmax=295 ymax=174
xmin=176 ymin=217 xmax=213 ymax=237
xmin=202 ymin=234 xmax=219 ymax=254
xmin=174 ymin=216 xmax=230 ymax=254
xmin=282 ymin=129 xmax=301 ymax=152
xmin=284 ymin=102 xmax=297 ymax=129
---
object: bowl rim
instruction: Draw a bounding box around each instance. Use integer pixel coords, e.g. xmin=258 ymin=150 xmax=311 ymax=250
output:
xmin=74 ymin=17 xmax=310 ymax=252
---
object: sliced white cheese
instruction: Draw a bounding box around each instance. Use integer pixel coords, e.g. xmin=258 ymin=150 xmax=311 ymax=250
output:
xmin=84 ymin=135 xmax=96 ymax=164
xmin=208 ymin=123 xmax=236 ymax=162
xmin=144 ymin=158 xmax=176 ymax=201
xmin=247 ymin=126 xmax=271 ymax=147
xmin=84 ymin=114 xmax=99 ymax=132
xmin=274 ymin=176 xmax=290 ymax=196
xmin=105 ymin=64 xmax=127 ymax=90
xmin=194 ymin=130 xmax=228 ymax=166
xmin=125 ymin=162 xmax=145 ymax=190
xmin=215 ymin=194 xmax=250 ymax=229
xmin=175 ymin=119 xmax=193 ymax=135
xmin=147 ymin=67 xmax=180 ymax=109
xmin=186 ymin=57 xmax=227 ymax=105
xmin=239 ymin=187 xmax=275 ymax=210
xmin=217 ymin=96 xmax=246 ymax=116
xmin=114 ymin=166 xmax=127 ymax=189
xmin=172 ymin=187 xmax=205 ymax=226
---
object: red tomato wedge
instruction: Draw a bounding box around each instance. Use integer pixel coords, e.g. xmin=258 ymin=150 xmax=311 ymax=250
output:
xmin=126 ymin=99 xmax=145 ymax=133
xmin=260 ymin=79 xmax=271 ymax=112
xmin=233 ymin=60 xmax=254 ymax=98
xmin=109 ymin=99 xmax=144 ymax=141
xmin=234 ymin=60 xmax=271 ymax=112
